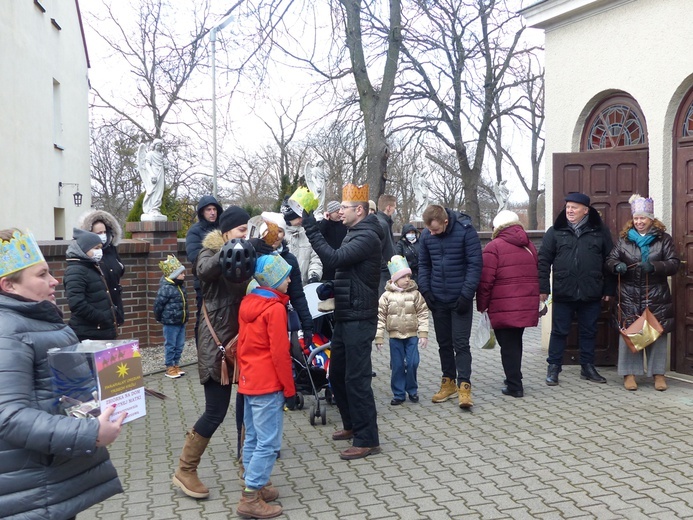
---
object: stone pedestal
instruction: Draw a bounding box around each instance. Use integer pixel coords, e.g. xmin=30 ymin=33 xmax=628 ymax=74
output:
xmin=126 ymin=221 xmax=181 ymax=348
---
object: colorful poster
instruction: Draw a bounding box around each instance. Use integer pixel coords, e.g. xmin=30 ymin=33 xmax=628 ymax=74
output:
xmin=93 ymin=340 xmax=145 ymax=424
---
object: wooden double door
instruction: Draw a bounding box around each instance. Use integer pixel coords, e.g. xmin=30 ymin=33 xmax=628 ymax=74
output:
xmin=552 ymin=150 xmax=648 ymax=365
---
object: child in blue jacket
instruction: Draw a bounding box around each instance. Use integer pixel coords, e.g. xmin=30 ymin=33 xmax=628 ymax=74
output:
xmin=154 ymin=255 xmax=189 ymax=378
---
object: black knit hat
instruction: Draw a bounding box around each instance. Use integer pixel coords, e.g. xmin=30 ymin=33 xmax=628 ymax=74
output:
xmin=72 ymin=228 xmax=102 ymax=253
xmin=280 ymin=195 xmax=300 ymax=224
xmin=219 ymin=206 xmax=250 ymax=234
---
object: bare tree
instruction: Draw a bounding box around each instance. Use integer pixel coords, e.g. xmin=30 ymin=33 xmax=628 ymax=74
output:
xmin=395 ymin=0 xmax=539 ymax=227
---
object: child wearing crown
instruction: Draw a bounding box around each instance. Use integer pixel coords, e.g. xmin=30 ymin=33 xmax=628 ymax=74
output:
xmin=375 ymin=255 xmax=429 ymax=405
xmin=154 ymin=255 xmax=189 ymax=379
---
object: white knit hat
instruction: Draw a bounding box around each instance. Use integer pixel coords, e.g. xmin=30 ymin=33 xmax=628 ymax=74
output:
xmin=492 ymin=210 xmax=520 ymax=230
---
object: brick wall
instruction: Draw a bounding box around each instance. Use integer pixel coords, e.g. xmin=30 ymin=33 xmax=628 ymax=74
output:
xmin=40 ymin=221 xmax=197 ymax=349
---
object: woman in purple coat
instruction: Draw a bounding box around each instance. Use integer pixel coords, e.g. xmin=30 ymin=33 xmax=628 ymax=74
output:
xmin=476 ymin=211 xmax=540 ymax=397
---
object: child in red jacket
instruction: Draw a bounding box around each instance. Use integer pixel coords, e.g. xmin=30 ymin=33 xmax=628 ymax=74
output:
xmin=236 ymin=254 xmax=296 ymax=519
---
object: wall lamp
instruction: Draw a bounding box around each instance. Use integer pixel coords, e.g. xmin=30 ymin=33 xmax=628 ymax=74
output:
xmin=58 ymin=182 xmax=83 ymax=207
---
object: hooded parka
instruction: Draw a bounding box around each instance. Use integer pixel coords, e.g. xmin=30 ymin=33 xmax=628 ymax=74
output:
xmin=194 ymin=230 xmax=249 ymax=384
xmin=64 ymin=242 xmax=118 ymax=341
xmin=605 ymin=223 xmax=680 ymax=333
xmin=77 ymin=210 xmax=125 ymax=324
xmin=476 ymin=224 xmax=540 ymax=330
xmin=395 ymin=224 xmax=420 ymax=282
xmin=0 ymin=294 xmax=122 ymax=519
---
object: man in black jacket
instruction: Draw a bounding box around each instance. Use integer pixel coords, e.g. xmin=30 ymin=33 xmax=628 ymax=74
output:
xmin=375 ymin=194 xmax=397 ymax=295
xmin=303 ymin=184 xmax=383 ymax=461
xmin=185 ymin=195 xmax=223 ymax=344
xmin=538 ymin=192 xmax=615 ymax=386
xmin=317 ymin=200 xmax=347 ymax=281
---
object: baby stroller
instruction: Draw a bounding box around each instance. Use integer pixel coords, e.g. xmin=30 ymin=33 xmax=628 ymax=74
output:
xmin=290 ymin=282 xmax=334 ymax=425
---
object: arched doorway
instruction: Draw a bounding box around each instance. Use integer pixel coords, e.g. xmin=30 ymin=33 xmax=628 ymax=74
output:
xmin=552 ymin=93 xmax=649 ymax=365
xmin=672 ymin=87 xmax=693 ymax=375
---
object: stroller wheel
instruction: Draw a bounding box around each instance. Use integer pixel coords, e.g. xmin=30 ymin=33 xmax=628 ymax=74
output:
xmin=309 ymin=404 xmax=317 ymax=426
xmin=297 ymin=393 xmax=305 ymax=410
xmin=321 ymin=407 xmax=327 ymax=425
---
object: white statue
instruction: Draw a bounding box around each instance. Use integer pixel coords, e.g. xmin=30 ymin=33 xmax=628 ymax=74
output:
xmin=137 ymin=139 xmax=167 ymax=221
xmin=413 ymin=171 xmax=429 ymax=220
xmin=304 ymin=161 xmax=327 ymax=217
xmin=493 ymin=180 xmax=510 ymax=212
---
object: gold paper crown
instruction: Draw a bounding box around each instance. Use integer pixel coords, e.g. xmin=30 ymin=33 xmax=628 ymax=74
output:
xmin=0 ymin=230 xmax=45 ymax=278
xmin=159 ymin=255 xmax=184 ymax=278
xmin=262 ymin=220 xmax=280 ymax=246
xmin=342 ymin=183 xmax=369 ymax=202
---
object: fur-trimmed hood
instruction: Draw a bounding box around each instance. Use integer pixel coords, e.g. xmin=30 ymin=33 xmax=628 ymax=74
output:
xmin=201 ymin=229 xmax=226 ymax=252
xmin=77 ymin=210 xmax=123 ymax=246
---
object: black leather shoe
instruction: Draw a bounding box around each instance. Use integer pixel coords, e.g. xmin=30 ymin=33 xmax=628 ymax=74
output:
xmin=580 ymin=364 xmax=606 ymax=383
xmin=501 ymin=387 xmax=524 ymax=398
xmin=408 ymin=394 xmax=419 ymax=403
xmin=546 ymin=364 xmax=560 ymax=386
xmin=390 ymin=398 xmax=404 ymax=405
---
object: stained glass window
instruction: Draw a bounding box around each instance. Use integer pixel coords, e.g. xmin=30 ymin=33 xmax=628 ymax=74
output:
xmin=582 ymin=96 xmax=647 ymax=150
xmin=682 ymin=101 xmax=693 ymax=137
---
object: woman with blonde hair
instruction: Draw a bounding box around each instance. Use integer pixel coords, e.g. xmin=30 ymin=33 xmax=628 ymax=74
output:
xmin=605 ymin=195 xmax=680 ymax=391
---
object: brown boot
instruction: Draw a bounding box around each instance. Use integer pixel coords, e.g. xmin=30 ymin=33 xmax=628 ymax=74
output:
xmin=259 ymin=484 xmax=279 ymax=502
xmin=458 ymin=382 xmax=473 ymax=409
xmin=431 ymin=377 xmax=458 ymax=403
xmin=172 ymin=429 xmax=210 ymax=499
xmin=237 ymin=489 xmax=282 ymax=519
xmin=623 ymin=375 xmax=637 ymax=391
xmin=654 ymin=374 xmax=668 ymax=391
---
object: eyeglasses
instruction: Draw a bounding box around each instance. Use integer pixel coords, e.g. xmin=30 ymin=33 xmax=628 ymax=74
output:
xmin=339 ymin=205 xmax=359 ymax=211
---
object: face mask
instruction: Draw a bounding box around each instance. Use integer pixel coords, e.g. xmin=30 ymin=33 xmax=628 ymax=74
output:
xmin=406 ymin=233 xmax=416 ymax=242
xmin=91 ymin=249 xmax=103 ymax=262
xmin=98 ymin=233 xmax=108 ymax=244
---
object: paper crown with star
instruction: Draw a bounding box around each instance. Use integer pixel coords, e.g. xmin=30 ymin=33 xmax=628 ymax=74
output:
xmin=387 ymin=255 xmax=412 ymax=283
xmin=342 ymin=183 xmax=369 ymax=202
xmin=0 ymin=230 xmax=45 ymax=278
xmin=629 ymin=194 xmax=655 ymax=219
xmin=159 ymin=255 xmax=185 ymax=279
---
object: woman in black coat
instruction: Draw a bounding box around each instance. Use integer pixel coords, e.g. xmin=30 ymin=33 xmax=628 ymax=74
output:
xmin=64 ymin=228 xmax=118 ymax=341
xmin=395 ymin=223 xmax=420 ymax=282
xmin=605 ymin=195 xmax=679 ymax=392
xmin=78 ymin=210 xmax=125 ymax=325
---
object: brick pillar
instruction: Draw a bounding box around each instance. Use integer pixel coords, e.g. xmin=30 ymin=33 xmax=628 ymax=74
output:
xmin=126 ymin=221 xmax=181 ymax=348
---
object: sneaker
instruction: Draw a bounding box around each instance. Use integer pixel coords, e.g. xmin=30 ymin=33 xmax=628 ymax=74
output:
xmin=165 ymin=366 xmax=181 ymax=379
xmin=408 ymin=394 xmax=419 ymax=403
xmin=431 ymin=377 xmax=458 ymax=403
xmin=175 ymin=365 xmax=186 ymax=376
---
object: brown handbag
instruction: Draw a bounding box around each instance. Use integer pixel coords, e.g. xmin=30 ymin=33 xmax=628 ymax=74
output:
xmin=202 ymin=301 xmax=239 ymax=385
xmin=618 ymin=274 xmax=664 ymax=354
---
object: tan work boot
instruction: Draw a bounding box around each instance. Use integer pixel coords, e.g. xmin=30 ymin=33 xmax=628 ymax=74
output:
xmin=175 ymin=365 xmax=186 ymax=376
xmin=654 ymin=374 xmax=668 ymax=391
xmin=237 ymin=489 xmax=282 ymax=519
xmin=259 ymin=484 xmax=279 ymax=502
xmin=172 ymin=429 xmax=211 ymax=499
xmin=623 ymin=375 xmax=637 ymax=391
xmin=431 ymin=377 xmax=458 ymax=403
xmin=165 ymin=366 xmax=181 ymax=379
xmin=458 ymin=382 xmax=473 ymax=409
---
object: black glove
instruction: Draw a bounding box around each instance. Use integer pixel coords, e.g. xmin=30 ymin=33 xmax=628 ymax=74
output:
xmin=455 ymin=296 xmax=472 ymax=315
xmin=285 ymin=395 xmax=297 ymax=411
xmin=302 ymin=331 xmax=313 ymax=349
xmin=641 ymin=261 xmax=655 ymax=274
xmin=614 ymin=262 xmax=627 ymax=274
xmin=248 ymin=237 xmax=274 ymax=256
xmin=308 ymin=274 xmax=320 ymax=284
xmin=316 ymin=281 xmax=334 ymax=300
xmin=302 ymin=209 xmax=316 ymax=228
xmin=422 ymin=292 xmax=436 ymax=309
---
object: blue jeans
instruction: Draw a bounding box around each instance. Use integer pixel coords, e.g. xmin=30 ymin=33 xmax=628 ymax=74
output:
xmin=389 ymin=337 xmax=420 ymax=400
xmin=430 ymin=303 xmax=473 ymax=383
xmin=547 ymin=300 xmax=602 ymax=366
xmin=242 ymin=391 xmax=284 ymax=490
xmin=163 ymin=324 xmax=186 ymax=366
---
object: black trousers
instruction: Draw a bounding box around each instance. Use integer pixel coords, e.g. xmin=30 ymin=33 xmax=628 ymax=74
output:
xmin=430 ymin=303 xmax=473 ymax=383
xmin=330 ymin=318 xmax=379 ymax=447
xmin=494 ymin=327 xmax=525 ymax=392
xmin=193 ymin=378 xmax=232 ymax=439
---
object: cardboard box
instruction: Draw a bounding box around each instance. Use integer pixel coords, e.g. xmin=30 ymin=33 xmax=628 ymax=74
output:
xmin=48 ymin=339 xmax=145 ymax=424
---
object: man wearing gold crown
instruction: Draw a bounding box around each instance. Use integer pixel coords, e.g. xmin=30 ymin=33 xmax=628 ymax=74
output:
xmin=0 ymin=228 xmax=126 ymax=518
xmin=302 ymin=183 xmax=384 ymax=460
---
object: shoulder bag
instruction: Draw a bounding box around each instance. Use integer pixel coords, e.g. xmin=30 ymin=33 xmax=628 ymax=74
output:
xmin=202 ymin=301 xmax=239 ymax=385
xmin=618 ymin=274 xmax=664 ymax=354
